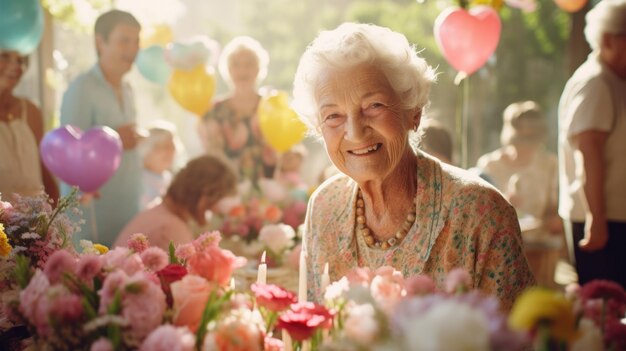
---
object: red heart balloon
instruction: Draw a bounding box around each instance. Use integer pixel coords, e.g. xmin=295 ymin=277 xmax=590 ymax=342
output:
xmin=434 ymin=6 xmax=502 ymax=75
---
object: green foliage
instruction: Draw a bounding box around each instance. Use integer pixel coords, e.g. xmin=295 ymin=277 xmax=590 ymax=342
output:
xmin=13 ymin=255 xmax=32 ymax=289
xmin=169 ymin=241 xmax=180 ymax=265
xmin=195 ymin=289 xmax=234 ymax=350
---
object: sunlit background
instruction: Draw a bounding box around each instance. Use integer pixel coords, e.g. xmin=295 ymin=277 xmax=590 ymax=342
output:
xmin=15 ymin=0 xmax=592 ymax=185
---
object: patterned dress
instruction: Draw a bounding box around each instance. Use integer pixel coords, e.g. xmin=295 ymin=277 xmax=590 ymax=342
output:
xmin=202 ymin=98 xmax=276 ymax=186
xmin=304 ymin=151 xmax=535 ymax=311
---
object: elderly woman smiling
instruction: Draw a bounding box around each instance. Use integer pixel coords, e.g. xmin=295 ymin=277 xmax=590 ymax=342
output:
xmin=293 ymin=23 xmax=535 ymax=310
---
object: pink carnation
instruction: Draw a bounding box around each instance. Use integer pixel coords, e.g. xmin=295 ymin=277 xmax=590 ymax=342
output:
xmin=19 ymin=270 xmax=51 ymax=335
xmin=140 ymin=325 xmax=195 ymax=351
xmin=49 ymin=293 xmax=83 ymax=322
xmin=187 ymin=246 xmax=246 ymax=286
xmin=175 ymin=243 xmax=195 ymax=261
xmin=90 ymin=338 xmax=114 ymax=351
xmin=251 ymin=283 xmax=297 ymax=312
xmin=76 ymin=254 xmax=103 ymax=282
xmin=43 ymin=250 xmax=77 ymax=284
xmin=122 ymin=273 xmax=168 ymax=344
xmin=193 ymin=231 xmax=222 ymax=251
xmin=264 ymin=336 xmax=284 ymax=351
xmin=127 ymin=233 xmax=150 ymax=253
xmin=99 ymin=270 xmax=129 ymax=313
xmin=140 ymin=247 xmax=169 ymax=272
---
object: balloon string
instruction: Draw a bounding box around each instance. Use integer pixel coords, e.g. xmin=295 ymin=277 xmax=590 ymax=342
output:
xmin=89 ymin=202 xmax=98 ymax=243
xmin=461 ymin=74 xmax=470 ymax=169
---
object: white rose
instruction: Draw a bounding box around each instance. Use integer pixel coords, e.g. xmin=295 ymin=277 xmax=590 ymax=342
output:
xmin=258 ymin=224 xmax=295 ymax=254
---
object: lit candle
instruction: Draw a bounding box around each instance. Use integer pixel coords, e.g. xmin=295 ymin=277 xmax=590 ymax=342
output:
xmin=257 ymin=251 xmax=267 ymax=285
xmin=298 ymin=248 xmax=307 ymax=302
xmin=321 ymin=262 xmax=330 ymax=294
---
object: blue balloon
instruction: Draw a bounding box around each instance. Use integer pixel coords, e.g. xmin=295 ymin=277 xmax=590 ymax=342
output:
xmin=136 ymin=45 xmax=172 ymax=85
xmin=0 ymin=0 xmax=44 ymax=54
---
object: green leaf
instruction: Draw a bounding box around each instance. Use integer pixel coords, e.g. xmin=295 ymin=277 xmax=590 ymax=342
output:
xmin=13 ymin=255 xmax=32 ymax=289
xmin=169 ymin=241 xmax=180 ymax=264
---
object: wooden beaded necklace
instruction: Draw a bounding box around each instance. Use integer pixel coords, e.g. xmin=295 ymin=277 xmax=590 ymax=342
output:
xmin=355 ymin=188 xmax=417 ymax=250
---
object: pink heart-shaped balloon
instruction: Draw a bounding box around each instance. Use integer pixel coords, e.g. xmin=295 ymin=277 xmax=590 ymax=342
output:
xmin=434 ymin=6 xmax=501 ymax=75
xmin=40 ymin=125 xmax=123 ymax=192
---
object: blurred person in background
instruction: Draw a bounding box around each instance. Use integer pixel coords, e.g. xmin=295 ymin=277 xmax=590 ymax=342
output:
xmin=0 ymin=49 xmax=58 ymax=203
xmin=558 ymin=0 xmax=626 ymax=288
xmin=477 ymin=101 xmax=562 ymax=234
xmin=60 ymin=10 xmax=143 ymax=246
xmin=115 ymin=154 xmax=238 ymax=250
xmin=199 ymin=36 xmax=277 ymax=187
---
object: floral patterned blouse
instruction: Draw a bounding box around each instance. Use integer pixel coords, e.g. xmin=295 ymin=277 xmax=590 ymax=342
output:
xmin=202 ymin=98 xmax=276 ymax=186
xmin=303 ymin=151 xmax=535 ymax=311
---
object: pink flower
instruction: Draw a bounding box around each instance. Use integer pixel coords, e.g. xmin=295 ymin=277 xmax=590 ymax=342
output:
xmin=445 ymin=268 xmax=472 ymax=294
xmin=258 ymin=224 xmax=295 ymax=255
xmin=193 ymin=231 xmax=222 ymax=251
xmin=251 ymin=283 xmax=297 ymax=312
xmin=214 ymin=308 xmax=265 ymax=351
xmin=263 ymin=205 xmax=283 ymax=223
xmin=127 ymin=233 xmax=150 ymax=253
xmin=43 ymin=250 xmax=77 ymax=284
xmin=100 ymin=247 xmax=142 ymax=274
xmin=91 ymin=338 xmax=114 ymax=351
xmin=286 ymin=244 xmax=301 ymax=270
xmin=140 ymin=325 xmax=195 ymax=351
xmin=122 ymin=273 xmax=168 ymax=344
xmin=49 ymin=293 xmax=83 ymax=322
xmin=187 ymin=246 xmax=246 ymax=286
xmin=277 ymin=302 xmax=334 ymax=341
xmin=346 ymin=267 xmax=375 ymax=285
xmin=264 ymin=336 xmax=284 ymax=351
xmin=140 ymin=247 xmax=169 ymax=272
xmin=282 ymin=201 xmax=307 ymax=229
xmin=604 ymin=319 xmax=626 ymax=351
xmin=370 ymin=271 xmax=405 ymax=314
xmin=99 ymin=270 xmax=129 ymax=313
xmin=405 ymin=275 xmax=436 ymax=296
xmin=175 ymin=243 xmax=196 ymax=261
xmin=580 ymin=280 xmax=626 ymax=305
xmin=76 ymin=254 xmax=103 ymax=282
xmin=19 ymin=270 xmax=51 ymax=335
xmin=171 ymin=274 xmax=216 ymax=332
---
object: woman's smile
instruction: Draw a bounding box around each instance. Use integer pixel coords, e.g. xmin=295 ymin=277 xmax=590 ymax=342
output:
xmin=348 ymin=143 xmax=382 ymax=155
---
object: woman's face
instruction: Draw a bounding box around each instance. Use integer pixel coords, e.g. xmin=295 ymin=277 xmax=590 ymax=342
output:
xmin=228 ymin=49 xmax=260 ymax=88
xmin=144 ymin=136 xmax=176 ymax=173
xmin=316 ymin=64 xmax=416 ymax=184
xmin=0 ymin=50 xmax=28 ymax=93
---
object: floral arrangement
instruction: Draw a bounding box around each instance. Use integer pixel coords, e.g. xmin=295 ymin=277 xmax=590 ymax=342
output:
xmin=212 ymin=178 xmax=308 ymax=244
xmin=3 ymin=193 xmax=626 ymax=351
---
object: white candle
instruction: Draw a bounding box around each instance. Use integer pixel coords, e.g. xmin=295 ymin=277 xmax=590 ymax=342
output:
xmin=321 ymin=262 xmax=330 ymax=294
xmin=283 ymin=330 xmax=292 ymax=351
xmin=230 ymin=277 xmax=236 ymax=291
xmin=257 ymin=251 xmax=267 ymax=285
xmin=298 ymin=248 xmax=307 ymax=302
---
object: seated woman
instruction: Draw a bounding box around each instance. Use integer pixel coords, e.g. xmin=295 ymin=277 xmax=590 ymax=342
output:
xmin=115 ymin=154 xmax=237 ymax=250
xmin=292 ymin=23 xmax=535 ymax=310
xmin=476 ymin=101 xmax=562 ymax=234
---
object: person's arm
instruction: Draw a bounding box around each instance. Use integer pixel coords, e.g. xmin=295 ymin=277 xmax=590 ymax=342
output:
xmin=25 ymin=101 xmax=59 ymax=203
xmin=573 ymin=130 xmax=609 ymax=251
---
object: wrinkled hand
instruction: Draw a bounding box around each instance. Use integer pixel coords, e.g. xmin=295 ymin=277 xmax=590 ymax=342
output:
xmin=579 ymin=215 xmax=609 ymax=251
xmin=116 ymin=123 xmax=144 ymax=150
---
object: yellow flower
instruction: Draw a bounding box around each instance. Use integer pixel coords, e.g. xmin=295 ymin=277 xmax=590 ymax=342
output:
xmin=509 ymin=287 xmax=579 ymax=342
xmin=93 ymin=243 xmax=109 ymax=254
xmin=0 ymin=223 xmax=12 ymax=257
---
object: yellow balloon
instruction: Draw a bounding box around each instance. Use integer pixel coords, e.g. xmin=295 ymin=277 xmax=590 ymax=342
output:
xmin=257 ymin=91 xmax=308 ymax=153
xmin=168 ymin=65 xmax=215 ymax=117
xmin=141 ymin=24 xmax=174 ymax=48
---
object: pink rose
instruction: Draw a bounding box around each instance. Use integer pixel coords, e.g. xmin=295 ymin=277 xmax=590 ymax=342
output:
xmin=171 ymin=275 xmax=216 ymax=332
xmin=187 ymin=246 xmax=246 ymax=286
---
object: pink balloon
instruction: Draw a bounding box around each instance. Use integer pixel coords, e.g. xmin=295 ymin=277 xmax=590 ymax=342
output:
xmin=40 ymin=125 xmax=123 ymax=193
xmin=434 ymin=6 xmax=502 ymax=75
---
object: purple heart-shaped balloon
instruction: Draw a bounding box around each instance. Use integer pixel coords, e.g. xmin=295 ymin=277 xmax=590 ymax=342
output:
xmin=40 ymin=125 xmax=123 ymax=192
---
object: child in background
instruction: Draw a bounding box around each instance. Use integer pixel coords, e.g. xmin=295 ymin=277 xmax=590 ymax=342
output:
xmin=277 ymin=144 xmax=308 ymax=191
xmin=138 ymin=121 xmax=178 ymax=209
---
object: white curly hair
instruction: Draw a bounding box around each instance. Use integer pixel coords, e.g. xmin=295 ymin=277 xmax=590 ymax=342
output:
xmin=291 ymin=23 xmax=436 ymax=137
xmin=585 ymin=0 xmax=626 ymax=51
